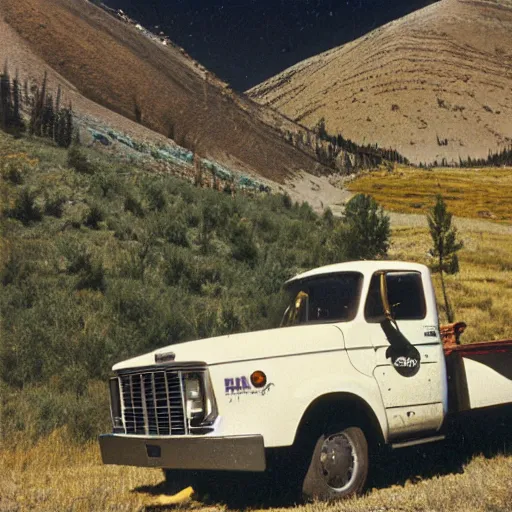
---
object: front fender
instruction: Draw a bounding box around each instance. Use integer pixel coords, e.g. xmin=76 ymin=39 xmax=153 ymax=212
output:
xmin=208 ymin=348 xmax=388 ymax=447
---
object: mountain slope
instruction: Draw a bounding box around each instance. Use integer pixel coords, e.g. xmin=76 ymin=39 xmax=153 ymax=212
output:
xmin=248 ymin=0 xmax=512 ymax=165
xmin=0 ymin=0 xmax=323 ymax=182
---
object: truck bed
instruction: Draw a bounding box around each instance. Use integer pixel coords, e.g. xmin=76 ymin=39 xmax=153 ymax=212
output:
xmin=442 ymin=326 xmax=512 ymax=413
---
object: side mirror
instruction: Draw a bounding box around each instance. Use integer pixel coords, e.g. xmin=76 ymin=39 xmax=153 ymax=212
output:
xmin=379 ymin=272 xmax=394 ymax=322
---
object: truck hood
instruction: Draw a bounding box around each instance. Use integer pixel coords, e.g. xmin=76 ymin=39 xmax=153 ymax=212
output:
xmin=112 ymin=323 xmax=345 ymax=372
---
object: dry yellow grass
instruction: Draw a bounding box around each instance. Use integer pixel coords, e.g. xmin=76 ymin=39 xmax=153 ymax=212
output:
xmin=347 ymin=166 xmax=512 ymax=223
xmin=0 ymin=430 xmax=164 ymax=511
xmin=390 ymin=227 xmax=512 ymax=342
xmin=1 ymin=428 xmax=511 ymax=512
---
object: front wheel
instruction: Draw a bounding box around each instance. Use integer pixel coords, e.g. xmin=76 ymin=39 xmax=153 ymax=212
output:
xmin=302 ymin=425 xmax=368 ymax=502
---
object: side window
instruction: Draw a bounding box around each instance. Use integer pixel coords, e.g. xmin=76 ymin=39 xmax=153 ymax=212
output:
xmin=365 ymin=271 xmax=426 ymax=322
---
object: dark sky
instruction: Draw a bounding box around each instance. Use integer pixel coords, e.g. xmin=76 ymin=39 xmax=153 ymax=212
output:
xmin=105 ymin=0 xmax=439 ymax=91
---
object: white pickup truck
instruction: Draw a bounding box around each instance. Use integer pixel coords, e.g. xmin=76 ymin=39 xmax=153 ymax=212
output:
xmin=99 ymin=261 xmax=512 ymax=501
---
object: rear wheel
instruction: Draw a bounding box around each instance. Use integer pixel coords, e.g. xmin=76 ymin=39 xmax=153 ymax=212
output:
xmin=302 ymin=425 xmax=368 ymax=502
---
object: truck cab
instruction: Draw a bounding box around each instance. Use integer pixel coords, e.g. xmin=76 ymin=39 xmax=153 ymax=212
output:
xmin=99 ymin=261 xmax=512 ymax=501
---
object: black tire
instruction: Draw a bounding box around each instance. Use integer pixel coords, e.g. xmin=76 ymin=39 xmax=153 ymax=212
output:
xmin=302 ymin=425 xmax=368 ymax=502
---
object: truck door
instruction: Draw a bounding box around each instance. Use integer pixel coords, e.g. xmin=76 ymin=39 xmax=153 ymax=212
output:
xmin=365 ymin=270 xmax=447 ymax=440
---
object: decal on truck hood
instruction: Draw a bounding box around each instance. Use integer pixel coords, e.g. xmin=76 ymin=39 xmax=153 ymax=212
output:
xmin=224 ymin=376 xmax=275 ymax=402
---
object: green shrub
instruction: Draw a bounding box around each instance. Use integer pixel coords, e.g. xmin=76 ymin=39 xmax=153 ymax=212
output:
xmin=187 ymin=261 xmax=223 ymax=294
xmin=323 ymin=207 xmax=334 ymax=227
xmin=5 ymin=187 xmax=42 ymax=225
xmin=165 ymin=217 xmax=189 ymax=247
xmin=68 ymin=145 xmax=95 ymax=174
xmin=298 ymin=201 xmax=316 ymax=221
xmin=0 ymin=383 xmax=110 ymax=443
xmin=150 ymin=212 xmax=189 ymax=247
xmin=91 ymin=170 xmax=123 ymax=198
xmin=108 ymin=215 xmax=137 ymax=241
xmin=124 ymin=193 xmax=145 ymax=217
xmin=282 ymin=192 xmax=292 ymax=209
xmin=198 ymin=199 xmax=225 ymax=254
xmin=75 ymin=258 xmax=106 ymax=292
xmin=1 ymin=247 xmax=31 ymax=286
xmin=59 ymin=239 xmax=89 ymax=274
xmin=1 ymin=160 xmax=25 ymax=184
xmin=184 ymin=203 xmax=200 ymax=227
xmin=58 ymin=239 xmax=106 ymax=292
xmin=230 ymin=221 xmax=258 ymax=266
xmin=163 ymin=247 xmax=188 ymax=287
xmin=44 ymin=192 xmax=66 ymax=218
xmin=116 ymin=246 xmax=145 ymax=280
xmin=83 ymin=203 xmax=105 ymax=229
xmin=217 ymin=304 xmax=242 ymax=335
xmin=145 ymin=180 xmax=167 ymax=211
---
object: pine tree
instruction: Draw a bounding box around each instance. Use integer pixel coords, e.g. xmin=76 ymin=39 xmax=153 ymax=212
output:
xmin=53 ymin=103 xmax=74 ymax=148
xmin=23 ymin=78 xmax=30 ymax=106
xmin=427 ymin=194 xmax=463 ymax=323
xmin=53 ymin=85 xmax=62 ymax=142
xmin=30 ymin=71 xmax=48 ymax=136
xmin=314 ymin=117 xmax=328 ymax=140
xmin=55 ymin=109 xmax=65 ymax=147
xmin=42 ymin=93 xmax=55 ymax=138
xmin=11 ymin=70 xmax=25 ymax=136
xmin=0 ymin=62 xmax=12 ymax=131
xmin=30 ymin=88 xmax=42 ymax=136
xmin=64 ymin=104 xmax=73 ymax=148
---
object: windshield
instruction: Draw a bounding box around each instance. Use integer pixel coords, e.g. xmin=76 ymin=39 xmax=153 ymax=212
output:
xmin=281 ymin=272 xmax=363 ymax=327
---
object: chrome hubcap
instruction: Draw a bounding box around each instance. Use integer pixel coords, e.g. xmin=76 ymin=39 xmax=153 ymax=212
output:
xmin=319 ymin=432 xmax=357 ymax=491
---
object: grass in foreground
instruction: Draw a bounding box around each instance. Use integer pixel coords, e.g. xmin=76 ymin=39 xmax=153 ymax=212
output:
xmin=1 ymin=427 xmax=511 ymax=512
xmin=348 ymin=166 xmax=512 ymax=223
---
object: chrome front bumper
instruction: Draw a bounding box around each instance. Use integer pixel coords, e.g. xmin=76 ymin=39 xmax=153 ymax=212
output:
xmin=99 ymin=434 xmax=266 ymax=472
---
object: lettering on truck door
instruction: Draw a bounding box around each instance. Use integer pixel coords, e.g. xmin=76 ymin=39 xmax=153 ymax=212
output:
xmin=365 ymin=270 xmax=447 ymax=439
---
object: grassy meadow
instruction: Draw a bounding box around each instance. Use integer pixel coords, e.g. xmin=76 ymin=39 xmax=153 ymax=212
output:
xmin=390 ymin=227 xmax=512 ymax=342
xmin=1 ymin=132 xmax=512 ymax=511
xmin=348 ymin=166 xmax=512 ymax=223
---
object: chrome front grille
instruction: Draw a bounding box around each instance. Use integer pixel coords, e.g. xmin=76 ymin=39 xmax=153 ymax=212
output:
xmin=119 ymin=369 xmax=198 ymax=436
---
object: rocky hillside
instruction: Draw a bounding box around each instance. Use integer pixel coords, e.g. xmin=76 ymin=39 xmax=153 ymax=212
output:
xmin=0 ymin=0 xmax=325 ymax=182
xmin=249 ymin=0 xmax=512 ymax=165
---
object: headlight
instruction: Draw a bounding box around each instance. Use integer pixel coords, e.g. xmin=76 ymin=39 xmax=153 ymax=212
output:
xmin=184 ymin=374 xmax=204 ymax=421
xmin=183 ymin=371 xmax=218 ymax=429
xmin=109 ymin=377 xmax=124 ymax=433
